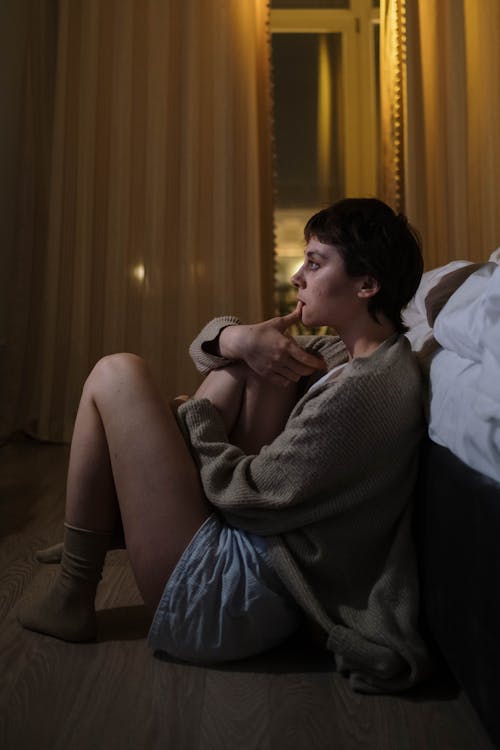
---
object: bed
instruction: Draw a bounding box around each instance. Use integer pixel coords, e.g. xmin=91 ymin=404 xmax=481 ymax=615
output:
xmin=403 ymin=252 xmax=500 ymax=748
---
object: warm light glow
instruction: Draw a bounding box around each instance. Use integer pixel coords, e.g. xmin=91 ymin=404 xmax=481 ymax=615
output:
xmin=131 ymin=263 xmax=145 ymax=283
xmin=317 ymin=34 xmax=332 ymax=204
xmin=276 ymin=256 xmax=305 ymax=287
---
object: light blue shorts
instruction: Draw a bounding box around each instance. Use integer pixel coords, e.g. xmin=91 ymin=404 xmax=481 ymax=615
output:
xmin=148 ymin=514 xmax=302 ymax=664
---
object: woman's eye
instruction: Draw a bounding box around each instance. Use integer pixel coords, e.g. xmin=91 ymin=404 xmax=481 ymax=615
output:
xmin=307 ymin=261 xmax=319 ymax=270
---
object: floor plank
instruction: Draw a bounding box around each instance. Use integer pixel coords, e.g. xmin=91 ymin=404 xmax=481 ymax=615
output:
xmin=0 ymin=437 xmax=495 ymax=750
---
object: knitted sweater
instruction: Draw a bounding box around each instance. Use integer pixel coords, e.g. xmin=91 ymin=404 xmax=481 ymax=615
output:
xmin=177 ymin=317 xmax=432 ymax=693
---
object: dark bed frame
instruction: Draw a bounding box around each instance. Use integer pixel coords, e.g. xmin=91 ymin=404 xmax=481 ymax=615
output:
xmin=417 ymin=439 xmax=500 ymax=748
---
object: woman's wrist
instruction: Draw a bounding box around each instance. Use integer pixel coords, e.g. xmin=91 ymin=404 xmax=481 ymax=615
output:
xmin=218 ymin=324 xmax=243 ymax=360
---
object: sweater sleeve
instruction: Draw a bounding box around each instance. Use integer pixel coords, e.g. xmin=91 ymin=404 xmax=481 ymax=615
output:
xmin=189 ymin=316 xmax=348 ymax=375
xmin=176 ymin=366 xmax=407 ymax=535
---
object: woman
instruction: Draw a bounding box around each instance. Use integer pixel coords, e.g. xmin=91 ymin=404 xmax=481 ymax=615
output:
xmin=19 ymin=198 xmax=431 ymax=693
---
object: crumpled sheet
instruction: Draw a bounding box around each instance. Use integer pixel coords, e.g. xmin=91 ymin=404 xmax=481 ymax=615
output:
xmin=428 ymin=261 xmax=500 ymax=482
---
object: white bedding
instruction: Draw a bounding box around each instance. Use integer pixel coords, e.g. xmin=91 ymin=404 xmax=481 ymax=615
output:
xmin=404 ymin=251 xmax=500 ymax=483
xmin=403 ymin=260 xmax=472 ymax=351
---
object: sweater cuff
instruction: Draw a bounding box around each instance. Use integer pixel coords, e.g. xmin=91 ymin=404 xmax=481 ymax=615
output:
xmin=188 ymin=316 xmax=241 ymax=374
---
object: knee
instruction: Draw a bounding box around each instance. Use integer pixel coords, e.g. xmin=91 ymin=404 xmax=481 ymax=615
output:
xmin=84 ymin=353 xmax=150 ymax=396
xmin=224 ymin=361 xmax=265 ymax=390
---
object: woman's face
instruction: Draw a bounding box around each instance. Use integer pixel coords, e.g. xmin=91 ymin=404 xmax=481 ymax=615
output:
xmin=291 ymin=236 xmax=367 ymax=329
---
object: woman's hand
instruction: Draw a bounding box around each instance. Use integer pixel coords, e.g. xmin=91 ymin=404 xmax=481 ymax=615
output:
xmin=218 ymin=303 xmax=325 ymax=387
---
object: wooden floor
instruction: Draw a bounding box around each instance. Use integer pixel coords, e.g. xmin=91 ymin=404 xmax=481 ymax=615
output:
xmin=0 ymin=437 xmax=496 ymax=750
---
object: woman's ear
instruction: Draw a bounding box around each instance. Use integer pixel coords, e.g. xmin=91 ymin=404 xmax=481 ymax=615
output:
xmin=357 ymin=276 xmax=380 ymax=299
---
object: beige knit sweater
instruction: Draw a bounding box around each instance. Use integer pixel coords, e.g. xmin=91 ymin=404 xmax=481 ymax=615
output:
xmin=177 ymin=317 xmax=432 ymax=693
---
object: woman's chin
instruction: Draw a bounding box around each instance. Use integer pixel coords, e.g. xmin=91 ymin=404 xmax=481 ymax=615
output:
xmin=301 ymin=310 xmax=317 ymax=328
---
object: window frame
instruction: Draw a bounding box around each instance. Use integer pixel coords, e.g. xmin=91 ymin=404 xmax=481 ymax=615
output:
xmin=270 ymin=1 xmax=379 ymax=197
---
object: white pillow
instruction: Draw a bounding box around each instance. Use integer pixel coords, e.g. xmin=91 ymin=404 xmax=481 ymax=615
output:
xmin=433 ymin=262 xmax=500 ymax=362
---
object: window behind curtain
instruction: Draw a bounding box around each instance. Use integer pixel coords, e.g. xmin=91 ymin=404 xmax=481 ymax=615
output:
xmin=270 ymin=1 xmax=380 ymax=321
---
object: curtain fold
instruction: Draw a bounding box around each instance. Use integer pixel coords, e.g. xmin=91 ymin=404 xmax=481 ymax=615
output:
xmin=1 ymin=0 xmax=274 ymax=443
xmin=405 ymin=0 xmax=500 ymax=269
xmin=0 ymin=0 xmax=58 ymax=442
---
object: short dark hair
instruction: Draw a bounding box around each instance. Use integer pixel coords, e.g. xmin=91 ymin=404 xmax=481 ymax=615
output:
xmin=304 ymin=198 xmax=423 ymax=333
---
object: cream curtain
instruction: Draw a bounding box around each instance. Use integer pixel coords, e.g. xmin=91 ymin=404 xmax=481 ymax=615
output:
xmin=1 ymin=0 xmax=274 ymax=443
xmin=405 ymin=0 xmax=500 ymax=269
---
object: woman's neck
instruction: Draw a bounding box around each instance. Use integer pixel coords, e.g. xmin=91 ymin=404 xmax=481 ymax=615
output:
xmin=338 ymin=315 xmax=397 ymax=360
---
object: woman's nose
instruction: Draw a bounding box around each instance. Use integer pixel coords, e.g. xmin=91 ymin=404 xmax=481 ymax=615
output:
xmin=291 ymin=265 xmax=304 ymax=288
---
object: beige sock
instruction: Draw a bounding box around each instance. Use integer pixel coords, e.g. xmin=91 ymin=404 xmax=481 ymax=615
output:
xmin=36 ymin=524 xmax=125 ymax=564
xmin=19 ymin=524 xmax=112 ymax=642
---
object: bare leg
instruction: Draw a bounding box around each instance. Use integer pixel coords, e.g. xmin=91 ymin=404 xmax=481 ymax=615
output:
xmin=20 ymin=353 xmax=212 ymax=642
xmin=194 ymin=363 xmax=299 ymax=453
xmin=63 ymin=353 xmax=212 ymax=608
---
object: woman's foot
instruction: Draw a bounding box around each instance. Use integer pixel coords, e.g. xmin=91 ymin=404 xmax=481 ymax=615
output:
xmin=19 ymin=524 xmax=111 ymax=642
xmin=18 ymin=577 xmax=98 ymax=642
